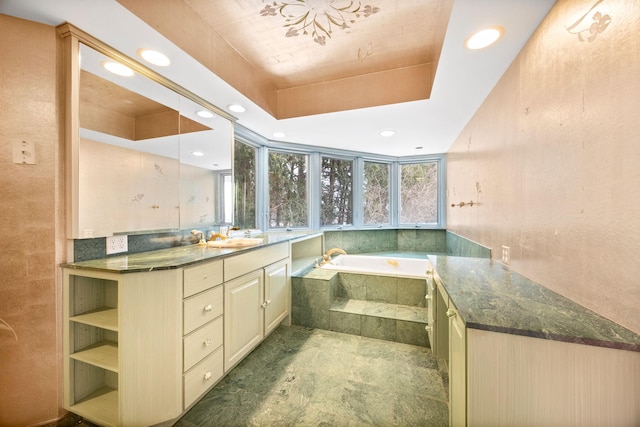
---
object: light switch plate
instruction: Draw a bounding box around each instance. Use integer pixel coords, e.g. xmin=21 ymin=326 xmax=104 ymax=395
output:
xmin=13 ymin=140 xmax=36 ymax=164
xmin=501 ymin=245 xmax=510 ymax=265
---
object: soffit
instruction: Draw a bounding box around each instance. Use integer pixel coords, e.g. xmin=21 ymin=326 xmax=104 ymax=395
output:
xmin=116 ymin=0 xmax=452 ymax=118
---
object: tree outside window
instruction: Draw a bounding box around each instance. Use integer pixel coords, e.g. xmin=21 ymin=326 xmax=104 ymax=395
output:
xmin=233 ymin=141 xmax=256 ymax=229
xmin=321 ymin=157 xmax=353 ymax=226
xmin=269 ymin=151 xmax=308 ymax=228
xmin=400 ymin=162 xmax=438 ymax=224
xmin=363 ymin=161 xmax=390 ymax=225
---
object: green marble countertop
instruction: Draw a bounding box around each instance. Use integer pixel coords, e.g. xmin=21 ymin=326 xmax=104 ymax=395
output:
xmin=63 ymin=231 xmax=322 ymax=274
xmin=428 ymin=255 xmax=640 ymax=352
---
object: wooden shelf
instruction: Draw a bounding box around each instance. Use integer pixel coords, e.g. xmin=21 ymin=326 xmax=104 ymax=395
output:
xmin=71 ymin=308 xmax=118 ymax=331
xmin=70 ymin=341 xmax=119 ymax=373
xmin=70 ymin=387 xmax=119 ymax=427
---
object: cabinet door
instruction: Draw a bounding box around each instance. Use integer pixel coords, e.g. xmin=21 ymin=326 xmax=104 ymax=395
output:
xmin=224 ymin=270 xmax=264 ymax=371
xmin=264 ymin=260 xmax=289 ymax=336
xmin=448 ymin=301 xmax=467 ymax=427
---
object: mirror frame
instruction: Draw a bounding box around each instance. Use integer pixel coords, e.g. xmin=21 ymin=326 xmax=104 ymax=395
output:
xmin=57 ymin=23 xmax=236 ymax=248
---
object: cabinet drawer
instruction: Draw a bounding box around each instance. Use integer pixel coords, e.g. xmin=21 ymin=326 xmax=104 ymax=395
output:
xmin=183 ymin=285 xmax=223 ymax=334
xmin=184 ymin=260 xmax=223 ymax=298
xmin=184 ymin=316 xmax=223 ymax=372
xmin=184 ymin=346 xmax=224 ymax=409
xmin=224 ymin=242 xmax=289 ymax=281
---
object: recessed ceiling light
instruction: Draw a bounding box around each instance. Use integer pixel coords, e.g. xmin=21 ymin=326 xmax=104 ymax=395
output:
xmin=102 ymin=60 xmax=134 ymax=77
xmin=380 ymin=130 xmax=396 ymax=137
xmin=273 ymin=132 xmax=286 ymax=138
xmin=228 ymin=104 xmax=246 ymax=113
xmin=137 ymin=49 xmax=170 ymax=66
xmin=196 ymin=110 xmax=215 ymax=118
xmin=465 ymin=26 xmax=504 ymax=50
xmin=191 ymin=151 xmax=204 ymax=157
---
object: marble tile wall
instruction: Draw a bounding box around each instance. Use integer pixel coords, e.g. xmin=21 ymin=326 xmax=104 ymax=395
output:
xmin=336 ymin=274 xmax=426 ymax=307
xmin=445 ymin=230 xmax=491 ymax=258
xmin=324 ymin=229 xmax=447 ymax=254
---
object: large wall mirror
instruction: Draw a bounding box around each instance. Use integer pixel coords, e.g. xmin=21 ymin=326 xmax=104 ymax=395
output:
xmin=60 ymin=24 xmax=234 ymax=239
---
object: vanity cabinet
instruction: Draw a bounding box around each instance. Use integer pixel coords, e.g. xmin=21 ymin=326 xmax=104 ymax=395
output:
xmin=434 ymin=278 xmax=466 ymax=427
xmin=224 ymin=242 xmax=290 ymax=371
xmin=62 ymin=269 xmax=182 ymax=427
xmin=433 ymin=270 xmax=640 ymax=427
xmin=63 ymin=240 xmax=294 ymax=426
xmin=182 ymin=260 xmax=224 ymax=409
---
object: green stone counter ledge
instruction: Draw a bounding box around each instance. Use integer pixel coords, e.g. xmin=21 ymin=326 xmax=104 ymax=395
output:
xmin=63 ymin=231 xmax=322 ymax=273
xmin=428 ymin=255 xmax=640 ymax=352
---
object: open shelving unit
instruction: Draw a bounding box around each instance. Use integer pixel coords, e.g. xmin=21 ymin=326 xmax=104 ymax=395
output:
xmin=64 ymin=272 xmax=120 ymax=426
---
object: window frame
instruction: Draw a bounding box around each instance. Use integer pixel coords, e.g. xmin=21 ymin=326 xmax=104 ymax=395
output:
xmin=267 ymin=148 xmax=310 ymax=229
xmin=397 ymin=157 xmax=446 ymax=228
xmin=233 ymin=125 xmax=446 ymax=231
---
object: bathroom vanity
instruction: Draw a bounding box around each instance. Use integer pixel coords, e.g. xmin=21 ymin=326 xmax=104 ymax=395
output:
xmin=61 ymin=232 xmax=322 ymax=426
xmin=426 ymin=255 xmax=640 ymax=427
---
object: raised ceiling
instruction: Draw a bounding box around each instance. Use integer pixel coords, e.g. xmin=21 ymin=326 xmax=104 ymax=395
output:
xmin=116 ymin=0 xmax=452 ymax=119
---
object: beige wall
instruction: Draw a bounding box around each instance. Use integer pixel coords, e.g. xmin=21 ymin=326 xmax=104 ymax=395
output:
xmin=446 ymin=0 xmax=640 ymax=334
xmin=0 ymin=15 xmax=65 ymax=426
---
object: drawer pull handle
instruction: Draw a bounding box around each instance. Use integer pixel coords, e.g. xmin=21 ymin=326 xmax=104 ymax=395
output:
xmin=204 ymin=304 xmax=213 ymax=312
xmin=425 ymin=325 xmax=432 ymax=332
xmin=446 ymin=309 xmax=457 ymax=318
xmin=204 ymin=338 xmax=212 ymax=347
xmin=261 ymin=301 xmax=268 ymax=308
xmin=266 ymin=299 xmax=271 ymax=305
xmin=425 ymin=295 xmax=432 ymax=300
xmin=204 ymin=371 xmax=212 ymax=381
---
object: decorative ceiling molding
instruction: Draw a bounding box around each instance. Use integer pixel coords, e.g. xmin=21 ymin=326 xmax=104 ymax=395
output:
xmin=260 ymin=0 xmax=380 ymax=46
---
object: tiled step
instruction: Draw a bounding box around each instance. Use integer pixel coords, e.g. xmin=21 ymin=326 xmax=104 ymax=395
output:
xmin=328 ymin=298 xmax=429 ymax=347
xmin=330 ymin=298 xmax=428 ymax=323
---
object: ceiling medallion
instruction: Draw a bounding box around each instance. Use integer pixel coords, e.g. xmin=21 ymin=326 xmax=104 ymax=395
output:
xmin=260 ymin=0 xmax=381 ymax=46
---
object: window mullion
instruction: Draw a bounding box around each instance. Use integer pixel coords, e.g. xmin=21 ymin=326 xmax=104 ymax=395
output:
xmin=353 ymin=158 xmax=363 ymax=228
xmin=308 ymin=152 xmax=321 ymax=230
xmin=390 ymin=162 xmax=399 ymax=227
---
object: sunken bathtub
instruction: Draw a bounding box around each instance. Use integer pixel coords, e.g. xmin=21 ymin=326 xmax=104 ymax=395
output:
xmin=320 ymin=254 xmax=430 ymax=279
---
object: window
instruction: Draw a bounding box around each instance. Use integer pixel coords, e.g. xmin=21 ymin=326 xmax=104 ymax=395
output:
xmin=400 ymin=162 xmax=439 ymax=224
xmin=363 ymin=161 xmax=390 ymax=225
xmin=268 ymin=151 xmax=308 ymax=228
xmin=233 ymin=141 xmax=256 ymax=228
xmin=321 ymin=156 xmax=353 ymax=226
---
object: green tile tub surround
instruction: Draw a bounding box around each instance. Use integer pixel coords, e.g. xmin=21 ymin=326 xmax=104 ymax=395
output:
xmin=334 ymin=273 xmax=426 ymax=307
xmin=323 ymin=229 xmax=489 ymax=257
xmin=445 ymin=230 xmax=491 ymax=258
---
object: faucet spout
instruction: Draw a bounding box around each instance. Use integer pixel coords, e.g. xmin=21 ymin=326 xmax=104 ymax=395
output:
xmin=191 ymin=229 xmax=206 ymax=246
xmin=321 ymin=248 xmax=346 ymax=265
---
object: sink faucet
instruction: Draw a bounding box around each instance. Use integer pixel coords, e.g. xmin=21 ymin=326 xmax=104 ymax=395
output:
xmin=321 ymin=248 xmax=346 ymax=265
xmin=191 ymin=229 xmax=206 ymax=245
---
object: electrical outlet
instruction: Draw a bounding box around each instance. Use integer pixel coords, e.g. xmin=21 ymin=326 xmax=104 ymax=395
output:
xmin=106 ymin=235 xmax=128 ymax=255
xmin=501 ymin=245 xmax=510 ymax=265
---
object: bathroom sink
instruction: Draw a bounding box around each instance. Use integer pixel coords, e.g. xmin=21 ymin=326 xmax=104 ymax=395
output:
xmin=207 ymin=237 xmax=264 ymax=248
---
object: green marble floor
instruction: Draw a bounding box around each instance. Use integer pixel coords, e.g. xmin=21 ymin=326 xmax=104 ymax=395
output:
xmin=176 ymin=325 xmax=449 ymax=427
